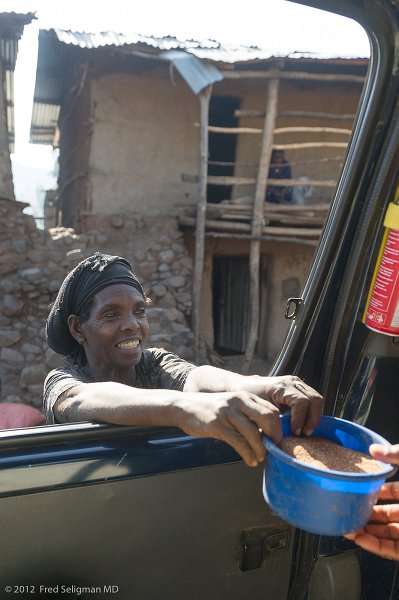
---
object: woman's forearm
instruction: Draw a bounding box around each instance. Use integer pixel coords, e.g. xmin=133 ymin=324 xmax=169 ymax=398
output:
xmin=184 ymin=365 xmax=261 ymax=393
xmin=55 ymin=381 xmax=185 ymax=426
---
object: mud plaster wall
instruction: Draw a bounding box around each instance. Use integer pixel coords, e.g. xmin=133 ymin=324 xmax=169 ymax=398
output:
xmin=0 ymin=197 xmax=195 ymax=411
xmin=81 ymin=71 xmax=362 ymax=222
xmin=88 ymin=70 xmax=199 ymax=215
xmin=190 ymin=235 xmax=316 ymax=361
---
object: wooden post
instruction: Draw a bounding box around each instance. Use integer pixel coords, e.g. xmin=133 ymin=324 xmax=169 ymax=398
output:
xmin=243 ymin=77 xmax=280 ymax=373
xmin=192 ymin=85 xmax=212 ymax=363
xmin=0 ymin=60 xmax=15 ymax=201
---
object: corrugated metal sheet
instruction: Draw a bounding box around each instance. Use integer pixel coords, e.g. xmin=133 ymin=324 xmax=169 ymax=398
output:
xmin=30 ymin=27 xmax=369 ymax=146
xmin=31 ymin=102 xmax=60 ymax=145
xmin=0 ymin=12 xmax=35 ymax=151
xmin=51 ymin=29 xmax=367 ymax=62
xmin=159 ymin=50 xmax=223 ymax=94
xmin=54 ymin=29 xmax=193 ymax=51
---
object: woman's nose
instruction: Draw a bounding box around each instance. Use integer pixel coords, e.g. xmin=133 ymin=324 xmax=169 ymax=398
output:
xmin=120 ymin=313 xmax=140 ymax=330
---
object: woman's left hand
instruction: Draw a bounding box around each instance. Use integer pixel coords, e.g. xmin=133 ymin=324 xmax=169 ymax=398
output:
xmin=185 ymin=367 xmax=324 ymax=437
xmin=246 ymin=375 xmax=323 ymax=436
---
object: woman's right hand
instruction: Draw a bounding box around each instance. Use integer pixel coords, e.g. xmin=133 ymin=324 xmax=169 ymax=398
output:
xmin=175 ymin=391 xmax=282 ymax=468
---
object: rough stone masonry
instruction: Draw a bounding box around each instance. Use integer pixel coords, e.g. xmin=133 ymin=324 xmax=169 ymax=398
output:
xmin=0 ymin=197 xmax=195 ymax=411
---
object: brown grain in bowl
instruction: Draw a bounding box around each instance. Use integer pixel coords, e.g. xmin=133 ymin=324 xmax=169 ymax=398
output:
xmin=279 ymin=436 xmax=383 ymax=473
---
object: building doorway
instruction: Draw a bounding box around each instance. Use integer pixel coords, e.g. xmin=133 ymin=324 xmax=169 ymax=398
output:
xmin=212 ymin=255 xmax=269 ymax=357
xmin=207 ymin=95 xmax=240 ymax=203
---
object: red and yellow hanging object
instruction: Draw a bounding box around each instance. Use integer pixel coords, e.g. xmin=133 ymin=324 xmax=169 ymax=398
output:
xmin=363 ymin=188 xmax=399 ymax=336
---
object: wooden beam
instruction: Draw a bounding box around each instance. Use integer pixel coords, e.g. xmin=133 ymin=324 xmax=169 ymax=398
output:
xmin=267 ymin=177 xmax=336 ymax=188
xmin=206 ymin=175 xmax=337 ymax=188
xmin=221 ymin=70 xmax=365 ymax=84
xmin=207 ymin=175 xmax=257 ymax=185
xmin=245 ymin=76 xmax=280 ymax=372
xmin=206 ymin=232 xmax=319 ymax=246
xmin=278 ymin=110 xmax=356 ymax=121
xmin=179 ymin=216 xmax=322 ymax=238
xmin=273 ymin=142 xmax=348 ymax=149
xmin=203 ymin=125 xmax=352 ymax=135
xmin=235 ymin=109 xmax=355 ymax=121
xmin=178 ymin=202 xmax=330 ymax=216
xmin=207 ymin=125 xmax=262 ymax=134
xmin=273 ymin=126 xmax=352 ymax=135
xmin=192 ymin=85 xmax=212 ymax=363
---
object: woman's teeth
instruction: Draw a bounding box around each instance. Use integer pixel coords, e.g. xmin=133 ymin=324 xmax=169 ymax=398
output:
xmin=117 ymin=340 xmax=139 ymax=350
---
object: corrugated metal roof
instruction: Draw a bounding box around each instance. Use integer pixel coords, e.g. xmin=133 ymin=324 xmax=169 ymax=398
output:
xmin=31 ymin=27 xmax=369 ymax=146
xmin=51 ymin=29 xmax=367 ymax=62
xmin=54 ymin=29 xmax=203 ymax=51
xmin=0 ymin=12 xmax=35 ymax=151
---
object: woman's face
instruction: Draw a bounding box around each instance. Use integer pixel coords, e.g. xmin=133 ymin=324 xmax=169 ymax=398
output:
xmin=78 ymin=284 xmax=149 ymax=376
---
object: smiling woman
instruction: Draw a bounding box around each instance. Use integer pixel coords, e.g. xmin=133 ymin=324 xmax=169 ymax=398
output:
xmin=43 ymin=251 xmax=323 ymax=467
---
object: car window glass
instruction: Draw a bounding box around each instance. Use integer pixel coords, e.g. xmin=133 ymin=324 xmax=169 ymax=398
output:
xmin=0 ymin=0 xmax=370 ymax=429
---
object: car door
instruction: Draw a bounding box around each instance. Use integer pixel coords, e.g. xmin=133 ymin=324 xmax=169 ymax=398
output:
xmin=0 ymin=423 xmax=295 ymax=600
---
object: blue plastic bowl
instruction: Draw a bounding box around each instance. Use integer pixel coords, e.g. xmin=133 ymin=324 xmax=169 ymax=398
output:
xmin=263 ymin=414 xmax=397 ymax=536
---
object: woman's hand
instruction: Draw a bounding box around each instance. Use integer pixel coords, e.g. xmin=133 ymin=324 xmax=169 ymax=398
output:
xmin=175 ymin=390 xmax=282 ymax=468
xmin=250 ymin=375 xmax=323 ymax=437
xmin=344 ymin=443 xmax=399 ymax=560
xmin=184 ymin=367 xmax=324 ymax=439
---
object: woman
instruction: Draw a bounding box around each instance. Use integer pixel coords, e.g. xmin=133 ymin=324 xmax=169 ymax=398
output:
xmin=44 ymin=252 xmax=323 ymax=467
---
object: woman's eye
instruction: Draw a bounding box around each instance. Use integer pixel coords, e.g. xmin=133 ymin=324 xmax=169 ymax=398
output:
xmin=104 ymin=312 xmax=117 ymax=319
xmin=135 ymin=308 xmax=146 ymax=316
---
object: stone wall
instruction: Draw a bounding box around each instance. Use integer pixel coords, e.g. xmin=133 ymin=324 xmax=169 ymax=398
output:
xmin=0 ymin=197 xmax=195 ymax=411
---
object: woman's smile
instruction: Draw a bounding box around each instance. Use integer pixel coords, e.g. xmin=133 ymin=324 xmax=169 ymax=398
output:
xmin=116 ymin=339 xmax=140 ymax=350
xmin=78 ymin=284 xmax=150 ymax=377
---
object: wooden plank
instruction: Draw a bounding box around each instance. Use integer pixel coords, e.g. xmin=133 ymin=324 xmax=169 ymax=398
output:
xmin=206 ymin=175 xmax=336 ymax=188
xmin=278 ymin=110 xmax=355 ymax=120
xmin=207 ymin=125 xmax=263 ymax=134
xmin=180 ymin=216 xmax=250 ymax=231
xmin=207 ymin=175 xmax=257 ymax=185
xmin=217 ymin=202 xmax=330 ymax=212
xmin=262 ymin=225 xmax=321 ymax=237
xmin=221 ymin=70 xmax=365 ymax=84
xmin=184 ymin=154 xmax=344 ymax=173
xmin=206 ymin=233 xmax=319 ymax=246
xmin=192 ymin=85 xmax=212 ymax=362
xmin=274 ymin=142 xmax=348 ymax=149
xmin=179 ymin=216 xmax=322 ymax=238
xmin=273 ymin=126 xmax=352 ymax=135
xmin=245 ymin=76 xmax=280 ymax=372
xmin=235 ymin=109 xmax=355 ymax=121
xmin=179 ymin=202 xmax=330 ymax=213
xmin=267 ymin=177 xmax=336 ymax=188
xmin=202 ymin=125 xmax=352 ymax=135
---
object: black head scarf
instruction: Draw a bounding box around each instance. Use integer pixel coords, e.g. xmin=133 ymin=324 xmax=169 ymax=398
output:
xmin=46 ymin=252 xmax=145 ymax=360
